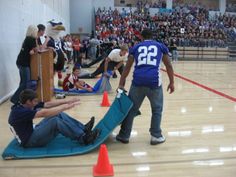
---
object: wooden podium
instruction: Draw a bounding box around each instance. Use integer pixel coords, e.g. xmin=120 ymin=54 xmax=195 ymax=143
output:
xmin=30 ymin=50 xmax=54 ymax=102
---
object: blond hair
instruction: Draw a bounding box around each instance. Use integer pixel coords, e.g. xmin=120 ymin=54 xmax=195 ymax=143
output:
xmin=120 ymin=44 xmax=129 ymax=51
xmin=26 ymin=25 xmax=38 ymax=38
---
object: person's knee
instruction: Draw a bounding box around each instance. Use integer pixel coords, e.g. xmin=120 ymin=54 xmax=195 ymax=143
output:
xmin=58 ymin=112 xmax=67 ymax=117
xmin=45 ymin=117 xmax=60 ymax=130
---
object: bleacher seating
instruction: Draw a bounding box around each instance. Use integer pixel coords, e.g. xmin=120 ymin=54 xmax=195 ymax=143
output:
xmin=178 ymin=47 xmax=229 ymax=60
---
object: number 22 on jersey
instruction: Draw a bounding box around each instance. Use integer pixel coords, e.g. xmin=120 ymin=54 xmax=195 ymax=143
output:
xmin=137 ymin=45 xmax=158 ymax=66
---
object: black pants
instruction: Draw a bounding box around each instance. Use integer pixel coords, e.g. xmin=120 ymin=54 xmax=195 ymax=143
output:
xmin=91 ymin=60 xmax=124 ymax=77
xmin=82 ymin=55 xmax=104 ymax=68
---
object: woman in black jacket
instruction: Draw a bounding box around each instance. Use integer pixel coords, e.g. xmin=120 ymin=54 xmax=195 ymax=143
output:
xmin=11 ymin=25 xmax=38 ymax=104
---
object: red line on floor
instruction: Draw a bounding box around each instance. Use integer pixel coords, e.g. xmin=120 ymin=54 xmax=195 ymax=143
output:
xmin=161 ymin=68 xmax=236 ymax=102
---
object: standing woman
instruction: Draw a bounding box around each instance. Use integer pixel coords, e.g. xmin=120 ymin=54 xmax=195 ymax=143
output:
xmin=10 ymin=25 xmax=38 ymax=104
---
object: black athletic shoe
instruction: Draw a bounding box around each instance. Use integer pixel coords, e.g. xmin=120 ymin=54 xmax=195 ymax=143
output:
xmin=85 ymin=116 xmax=95 ymax=133
xmin=116 ymin=135 xmax=129 ymax=144
xmin=83 ymin=129 xmax=101 ymax=145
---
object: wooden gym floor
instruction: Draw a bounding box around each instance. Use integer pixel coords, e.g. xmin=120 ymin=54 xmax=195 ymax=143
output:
xmin=0 ymin=61 xmax=236 ymax=177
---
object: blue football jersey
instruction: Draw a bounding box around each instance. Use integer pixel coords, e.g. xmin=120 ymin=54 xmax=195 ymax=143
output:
xmin=130 ymin=40 xmax=169 ymax=88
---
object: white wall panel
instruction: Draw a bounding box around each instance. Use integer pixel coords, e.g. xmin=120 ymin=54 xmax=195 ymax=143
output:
xmin=93 ymin=0 xmax=114 ymax=10
xmin=0 ymin=0 xmax=70 ymax=103
xmin=70 ymin=0 xmax=114 ymax=34
xmin=70 ymin=0 xmax=93 ymax=34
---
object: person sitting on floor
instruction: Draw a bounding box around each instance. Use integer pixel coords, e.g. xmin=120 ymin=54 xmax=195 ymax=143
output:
xmin=8 ymin=89 xmax=101 ymax=148
xmin=63 ymin=66 xmax=93 ymax=92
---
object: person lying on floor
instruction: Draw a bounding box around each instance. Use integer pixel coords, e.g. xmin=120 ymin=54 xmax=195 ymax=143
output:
xmin=81 ymin=40 xmax=118 ymax=68
xmin=8 ymin=89 xmax=101 ymax=148
xmin=63 ymin=65 xmax=93 ymax=92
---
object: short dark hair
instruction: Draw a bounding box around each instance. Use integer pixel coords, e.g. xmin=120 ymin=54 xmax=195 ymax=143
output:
xmin=141 ymin=28 xmax=153 ymax=39
xmin=19 ymin=89 xmax=38 ymax=104
xmin=73 ymin=65 xmax=81 ymax=72
xmin=37 ymin=24 xmax=46 ymax=32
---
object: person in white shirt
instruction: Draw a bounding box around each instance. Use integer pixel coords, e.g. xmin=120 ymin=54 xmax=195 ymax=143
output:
xmin=89 ymin=45 xmax=129 ymax=78
xmin=64 ymin=34 xmax=73 ymax=62
xmin=37 ymin=24 xmax=50 ymax=51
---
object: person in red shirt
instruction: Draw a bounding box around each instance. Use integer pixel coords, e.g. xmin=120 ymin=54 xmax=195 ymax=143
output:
xmin=72 ymin=37 xmax=81 ymax=64
xmin=63 ymin=66 xmax=93 ymax=92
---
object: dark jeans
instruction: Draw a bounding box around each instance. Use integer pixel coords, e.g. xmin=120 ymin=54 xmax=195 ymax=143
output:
xmin=25 ymin=112 xmax=85 ymax=147
xmin=10 ymin=66 xmax=30 ymax=104
xmin=117 ymin=85 xmax=164 ymax=140
xmin=82 ymin=55 xmax=104 ymax=68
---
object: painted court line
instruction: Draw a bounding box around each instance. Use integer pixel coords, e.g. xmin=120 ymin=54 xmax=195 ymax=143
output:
xmin=161 ymin=68 xmax=236 ymax=102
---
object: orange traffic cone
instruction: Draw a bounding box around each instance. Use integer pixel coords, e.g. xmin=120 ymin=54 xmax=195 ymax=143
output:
xmin=100 ymin=91 xmax=110 ymax=107
xmin=93 ymin=144 xmax=114 ymax=176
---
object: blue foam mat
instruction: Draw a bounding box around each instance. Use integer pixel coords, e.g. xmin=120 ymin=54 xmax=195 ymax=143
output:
xmin=2 ymin=92 xmax=133 ymax=160
xmin=54 ymin=77 xmax=102 ymax=95
xmin=54 ymin=71 xmax=113 ymax=95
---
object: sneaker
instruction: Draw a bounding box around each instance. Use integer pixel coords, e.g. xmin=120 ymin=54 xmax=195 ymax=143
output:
xmin=150 ymin=135 xmax=166 ymax=145
xmin=55 ymin=93 xmax=66 ymax=99
xmin=116 ymin=135 xmax=129 ymax=144
xmin=85 ymin=116 xmax=95 ymax=133
xmin=83 ymin=129 xmax=101 ymax=145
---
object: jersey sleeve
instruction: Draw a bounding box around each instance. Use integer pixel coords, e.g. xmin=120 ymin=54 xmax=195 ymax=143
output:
xmin=129 ymin=46 xmax=135 ymax=56
xmin=160 ymin=43 xmax=169 ymax=54
xmin=130 ymin=44 xmax=139 ymax=56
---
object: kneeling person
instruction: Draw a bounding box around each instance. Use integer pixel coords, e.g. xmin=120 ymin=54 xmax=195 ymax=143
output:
xmin=89 ymin=44 xmax=129 ymax=78
xmin=8 ymin=89 xmax=101 ymax=148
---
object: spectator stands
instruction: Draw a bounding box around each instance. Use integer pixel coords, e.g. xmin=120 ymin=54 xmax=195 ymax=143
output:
xmin=95 ymin=1 xmax=236 ymax=60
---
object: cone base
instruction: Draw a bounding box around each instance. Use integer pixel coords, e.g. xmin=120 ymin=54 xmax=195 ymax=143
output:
xmin=100 ymin=103 xmax=110 ymax=107
xmin=93 ymin=165 xmax=114 ymax=176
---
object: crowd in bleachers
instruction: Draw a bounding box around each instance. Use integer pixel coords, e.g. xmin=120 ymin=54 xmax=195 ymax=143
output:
xmin=60 ymin=2 xmax=236 ymax=63
xmin=95 ymin=3 xmax=236 ymax=48
xmin=133 ymin=0 xmax=221 ymax=11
